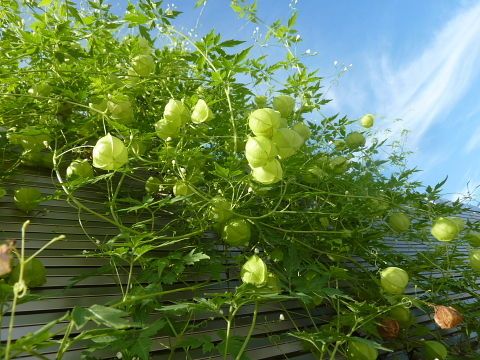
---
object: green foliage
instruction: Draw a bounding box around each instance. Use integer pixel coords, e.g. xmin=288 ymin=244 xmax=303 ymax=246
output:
xmin=0 ymin=0 xmax=478 ymax=359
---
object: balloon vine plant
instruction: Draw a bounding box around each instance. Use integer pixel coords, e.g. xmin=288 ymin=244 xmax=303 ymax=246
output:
xmin=0 ymin=1 xmax=479 ymax=359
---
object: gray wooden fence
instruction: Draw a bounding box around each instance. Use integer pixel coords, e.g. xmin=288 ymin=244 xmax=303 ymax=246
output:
xmin=0 ymin=168 xmax=478 ymax=359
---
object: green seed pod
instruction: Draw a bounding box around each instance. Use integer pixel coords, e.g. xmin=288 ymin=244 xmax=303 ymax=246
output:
xmin=241 ymin=255 xmax=267 ymax=287
xmin=388 ymin=212 xmax=410 ymax=232
xmin=209 ymin=196 xmax=233 ymax=224
xmin=380 ymin=267 xmax=409 ymax=295
xmin=272 ymin=95 xmax=295 ymax=118
xmin=450 ymin=217 xmax=465 ymax=232
xmin=469 ymin=249 xmax=480 ymax=271
xmin=28 ymin=82 xmax=52 ymax=97
xmin=248 ymin=108 xmax=281 ymax=137
xmin=465 ymin=232 xmax=480 ymax=247
xmin=154 ymin=118 xmax=181 ymax=140
xmin=346 ymin=339 xmax=378 ymax=360
xmin=10 ymin=258 xmax=46 ymax=288
xmin=345 ymin=131 xmax=366 ymax=150
xmin=0 ymin=188 xmax=6 ymax=199
xmin=164 ymin=99 xmax=190 ymax=126
xmin=245 ymin=136 xmax=278 ymax=168
xmin=329 ymin=156 xmax=348 ymax=174
xmin=389 ymin=306 xmax=412 ymax=327
xmin=251 ymin=159 xmax=283 ymax=185
xmin=92 ymin=134 xmax=129 ymax=171
xmin=107 ymin=94 xmax=134 ymax=124
xmin=135 ymin=37 xmax=152 ymax=55
xmin=173 ymin=181 xmax=192 ymax=197
xmin=145 ymin=176 xmax=162 ymax=194
xmin=222 ymin=218 xmax=251 ymax=246
xmin=302 ymin=165 xmax=327 ymax=184
xmin=66 ymin=159 xmax=94 ymax=180
xmin=131 ymin=54 xmax=155 ymax=76
xmin=272 ymin=128 xmax=304 ymax=159
xmin=14 ymin=188 xmax=42 ymax=213
xmin=422 ymin=340 xmax=447 ymax=360
xmin=292 ymin=122 xmax=311 ymax=141
xmin=431 ymin=217 xmax=461 ymax=242
xmin=254 ymin=95 xmax=268 ymax=108
xmin=278 ymin=117 xmax=288 ymax=128
xmin=191 ymin=99 xmax=214 ymax=124
xmin=360 ymin=113 xmax=375 ymax=128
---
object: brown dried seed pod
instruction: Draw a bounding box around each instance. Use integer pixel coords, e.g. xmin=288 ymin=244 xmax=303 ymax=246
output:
xmin=378 ymin=318 xmax=400 ymax=339
xmin=0 ymin=243 xmax=12 ymax=276
xmin=434 ymin=305 xmax=463 ymax=329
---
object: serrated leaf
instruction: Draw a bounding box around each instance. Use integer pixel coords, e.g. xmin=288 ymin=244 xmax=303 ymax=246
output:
xmin=183 ymin=249 xmax=210 ymax=265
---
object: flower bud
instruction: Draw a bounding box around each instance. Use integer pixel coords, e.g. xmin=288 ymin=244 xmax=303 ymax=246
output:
xmin=107 ymin=94 xmax=134 ymax=124
xmin=380 ymin=267 xmax=409 ymax=295
xmin=433 ymin=305 xmax=463 ymax=329
xmin=388 ymin=212 xmax=410 ymax=232
xmin=251 ymin=159 xmax=283 ymax=185
xmin=66 ymin=159 xmax=94 ymax=180
xmin=469 ymin=249 xmax=480 ymax=271
xmin=422 ymin=341 xmax=447 ymax=360
xmin=272 ymin=128 xmax=304 ymax=159
xmin=377 ymin=319 xmax=400 ymax=339
xmin=131 ymin=54 xmax=155 ymax=76
xmin=14 ymin=188 xmax=42 ymax=213
xmin=92 ymin=134 xmax=129 ymax=171
xmin=346 ymin=339 xmax=378 ymax=360
xmin=241 ymin=255 xmax=267 ymax=287
xmin=431 ymin=217 xmax=461 ymax=242
xmin=154 ymin=118 xmax=181 ymax=140
xmin=191 ymin=99 xmax=214 ymax=123
xmin=360 ymin=113 xmax=375 ymax=128
xmin=272 ymin=95 xmax=295 ymax=118
xmin=222 ymin=218 xmax=251 ymax=246
xmin=248 ymin=108 xmax=281 ymax=137
xmin=164 ymin=99 xmax=190 ymax=126
xmin=245 ymin=136 xmax=278 ymax=168
xmin=292 ymin=122 xmax=311 ymax=141
xmin=345 ymin=131 xmax=366 ymax=150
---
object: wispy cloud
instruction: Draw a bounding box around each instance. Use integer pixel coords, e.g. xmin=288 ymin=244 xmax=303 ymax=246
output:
xmin=370 ymin=3 xmax=480 ymax=147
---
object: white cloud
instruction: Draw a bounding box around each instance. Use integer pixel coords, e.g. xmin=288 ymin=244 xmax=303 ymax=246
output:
xmin=371 ymin=3 xmax=480 ymax=147
xmin=464 ymin=124 xmax=480 ymax=153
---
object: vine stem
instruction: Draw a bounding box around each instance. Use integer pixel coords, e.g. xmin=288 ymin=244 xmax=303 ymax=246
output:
xmin=235 ymin=301 xmax=259 ymax=360
xmin=5 ymin=220 xmax=30 ymax=360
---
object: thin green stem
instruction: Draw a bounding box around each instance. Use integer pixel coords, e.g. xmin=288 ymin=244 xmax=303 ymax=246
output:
xmin=235 ymin=301 xmax=259 ymax=360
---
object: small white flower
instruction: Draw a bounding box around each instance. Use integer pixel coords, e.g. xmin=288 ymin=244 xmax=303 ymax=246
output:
xmin=116 ymin=352 xmax=123 ymax=359
xmin=279 ymin=313 xmax=285 ymax=321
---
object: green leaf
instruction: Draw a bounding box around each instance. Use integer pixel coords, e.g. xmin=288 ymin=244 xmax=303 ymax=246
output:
xmin=86 ymin=305 xmax=132 ymax=329
xmin=183 ymin=249 xmax=210 ymax=265
xmin=38 ymin=0 xmax=52 ymax=6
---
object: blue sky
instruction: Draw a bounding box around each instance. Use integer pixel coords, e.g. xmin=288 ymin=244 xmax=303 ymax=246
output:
xmin=114 ymin=1 xmax=480 ymax=202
